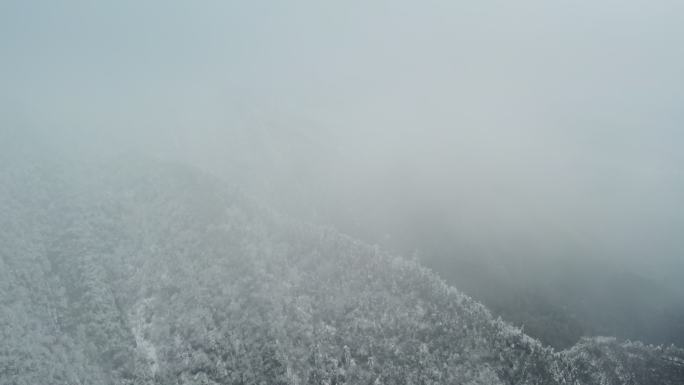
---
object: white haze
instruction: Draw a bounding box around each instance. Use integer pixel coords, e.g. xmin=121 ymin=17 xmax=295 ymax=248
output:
xmin=2 ymin=0 xmax=683 ymax=292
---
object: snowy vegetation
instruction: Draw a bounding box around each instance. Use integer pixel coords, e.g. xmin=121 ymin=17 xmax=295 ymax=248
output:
xmin=1 ymin=147 xmax=682 ymax=385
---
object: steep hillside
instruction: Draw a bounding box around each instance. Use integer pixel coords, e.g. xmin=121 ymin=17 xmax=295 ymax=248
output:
xmin=1 ymin=150 xmax=682 ymax=384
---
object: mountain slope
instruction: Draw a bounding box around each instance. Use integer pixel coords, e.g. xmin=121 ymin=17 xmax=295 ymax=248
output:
xmin=1 ymin=150 xmax=682 ymax=385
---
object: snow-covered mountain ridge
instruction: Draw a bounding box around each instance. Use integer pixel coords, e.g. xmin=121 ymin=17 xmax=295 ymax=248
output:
xmin=1 ymin=150 xmax=682 ymax=385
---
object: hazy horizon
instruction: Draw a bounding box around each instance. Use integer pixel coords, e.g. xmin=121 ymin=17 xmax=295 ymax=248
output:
xmin=3 ymin=1 xmax=684 ymax=292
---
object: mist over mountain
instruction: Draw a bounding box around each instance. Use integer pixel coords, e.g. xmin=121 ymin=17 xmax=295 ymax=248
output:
xmin=3 ymin=1 xmax=684 ymax=384
xmin=1 ymin=139 xmax=683 ymax=385
xmin=29 ymin=114 xmax=679 ymax=351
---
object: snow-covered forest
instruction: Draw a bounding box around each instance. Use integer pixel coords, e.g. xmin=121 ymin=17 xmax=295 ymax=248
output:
xmin=2 ymin=1 xmax=684 ymax=384
xmin=2 ymin=139 xmax=683 ymax=384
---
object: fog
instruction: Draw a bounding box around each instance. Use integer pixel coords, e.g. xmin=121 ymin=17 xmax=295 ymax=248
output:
xmin=2 ymin=0 xmax=684 ymax=347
